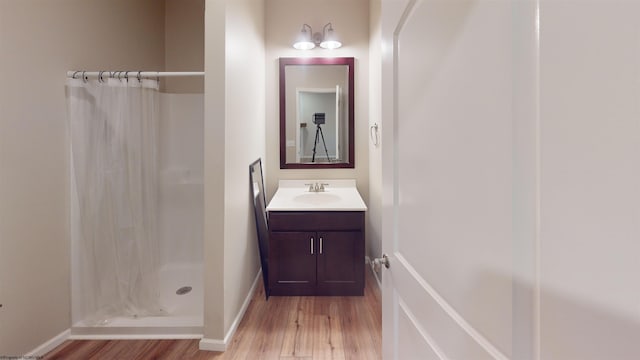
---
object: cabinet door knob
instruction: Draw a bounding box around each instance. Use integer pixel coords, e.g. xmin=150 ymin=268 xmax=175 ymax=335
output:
xmin=310 ymin=237 xmax=314 ymax=255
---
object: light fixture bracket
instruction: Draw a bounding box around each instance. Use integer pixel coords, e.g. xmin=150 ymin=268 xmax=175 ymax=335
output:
xmin=312 ymin=32 xmax=323 ymax=46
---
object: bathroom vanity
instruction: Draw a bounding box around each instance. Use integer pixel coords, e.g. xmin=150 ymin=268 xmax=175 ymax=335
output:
xmin=266 ymin=180 xmax=367 ymax=296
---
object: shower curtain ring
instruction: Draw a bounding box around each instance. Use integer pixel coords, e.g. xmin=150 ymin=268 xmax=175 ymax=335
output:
xmin=124 ymin=71 xmax=129 ymax=82
xmin=137 ymin=71 xmax=142 ymax=83
xmin=72 ymin=71 xmax=80 ymax=79
xmin=98 ymin=71 xmax=106 ymax=83
xmin=82 ymin=71 xmax=88 ymax=83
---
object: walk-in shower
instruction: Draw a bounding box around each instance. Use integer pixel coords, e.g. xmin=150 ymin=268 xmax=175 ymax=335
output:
xmin=67 ymin=71 xmax=204 ymax=338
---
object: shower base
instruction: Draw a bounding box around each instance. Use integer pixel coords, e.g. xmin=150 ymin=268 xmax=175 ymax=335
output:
xmin=71 ymin=263 xmax=203 ymax=339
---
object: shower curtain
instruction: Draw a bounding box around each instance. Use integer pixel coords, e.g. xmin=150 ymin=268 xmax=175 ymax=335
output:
xmin=67 ymin=76 xmax=165 ymax=324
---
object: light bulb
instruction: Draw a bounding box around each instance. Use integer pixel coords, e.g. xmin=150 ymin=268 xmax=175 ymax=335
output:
xmin=294 ymin=40 xmax=315 ymax=50
xmin=293 ymin=24 xmax=315 ymax=50
xmin=320 ymin=26 xmax=342 ymax=49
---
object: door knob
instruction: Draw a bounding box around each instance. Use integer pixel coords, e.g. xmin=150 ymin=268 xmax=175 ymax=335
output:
xmin=373 ymin=254 xmax=390 ymax=271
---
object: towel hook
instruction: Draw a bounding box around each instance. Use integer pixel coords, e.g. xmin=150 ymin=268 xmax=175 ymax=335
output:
xmin=370 ymin=123 xmax=379 ymax=146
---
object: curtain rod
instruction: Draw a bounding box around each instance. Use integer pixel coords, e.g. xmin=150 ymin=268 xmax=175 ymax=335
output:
xmin=67 ymin=71 xmax=204 ymax=79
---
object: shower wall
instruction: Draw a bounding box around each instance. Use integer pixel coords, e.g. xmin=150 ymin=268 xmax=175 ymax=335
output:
xmin=159 ymin=0 xmax=204 ymax=270
xmin=159 ymin=93 xmax=204 ymax=266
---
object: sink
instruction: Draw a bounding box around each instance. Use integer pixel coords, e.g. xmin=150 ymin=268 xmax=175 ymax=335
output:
xmin=266 ymin=179 xmax=367 ymax=211
xmin=293 ymin=192 xmax=342 ymax=205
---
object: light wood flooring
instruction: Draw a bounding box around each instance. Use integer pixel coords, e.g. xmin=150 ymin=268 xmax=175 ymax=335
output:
xmin=44 ymin=266 xmax=381 ymax=360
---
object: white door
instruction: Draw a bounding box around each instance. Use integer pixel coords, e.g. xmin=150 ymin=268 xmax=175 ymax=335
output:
xmin=296 ymin=88 xmax=338 ymax=162
xmin=379 ymin=0 xmax=535 ymax=359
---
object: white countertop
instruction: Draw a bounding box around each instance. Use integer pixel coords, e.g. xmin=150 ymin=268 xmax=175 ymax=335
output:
xmin=267 ymin=179 xmax=368 ymax=212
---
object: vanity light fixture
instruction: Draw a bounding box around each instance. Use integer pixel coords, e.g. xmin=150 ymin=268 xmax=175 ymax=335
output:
xmin=319 ymin=23 xmax=342 ymax=49
xmin=293 ymin=23 xmax=342 ymax=50
xmin=293 ymin=24 xmax=315 ymax=50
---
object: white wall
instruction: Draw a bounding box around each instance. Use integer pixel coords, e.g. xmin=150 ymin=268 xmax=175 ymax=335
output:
xmin=165 ymin=0 xmax=205 ymax=94
xmin=203 ymin=0 xmax=227 ymax=342
xmin=203 ymin=0 xmax=265 ymax=344
xmin=539 ymin=1 xmax=640 ymax=358
xmin=0 ymin=0 xmax=165 ymax=355
xmin=222 ymin=0 xmax=265 ymax=337
xmin=265 ymin=0 xmax=370 ymax=206
xmin=368 ymin=0 xmax=382 ymax=274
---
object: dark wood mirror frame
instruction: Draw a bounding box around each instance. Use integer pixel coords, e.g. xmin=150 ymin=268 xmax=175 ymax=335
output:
xmin=279 ymin=57 xmax=355 ymax=169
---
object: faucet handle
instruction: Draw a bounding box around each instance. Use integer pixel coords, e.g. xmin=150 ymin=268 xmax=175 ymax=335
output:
xmin=304 ymin=183 xmax=315 ymax=192
xmin=319 ymin=183 xmax=329 ymax=192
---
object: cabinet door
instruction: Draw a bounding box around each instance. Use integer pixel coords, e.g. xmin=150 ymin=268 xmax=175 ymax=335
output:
xmin=269 ymin=231 xmax=317 ymax=295
xmin=316 ymin=231 xmax=364 ymax=295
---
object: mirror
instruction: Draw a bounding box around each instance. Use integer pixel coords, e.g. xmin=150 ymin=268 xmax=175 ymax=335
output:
xmin=249 ymin=158 xmax=269 ymax=299
xmin=279 ymin=57 xmax=355 ymax=169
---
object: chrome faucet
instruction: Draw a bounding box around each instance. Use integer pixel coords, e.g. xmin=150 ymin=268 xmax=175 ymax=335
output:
xmin=304 ymin=182 xmax=329 ymax=192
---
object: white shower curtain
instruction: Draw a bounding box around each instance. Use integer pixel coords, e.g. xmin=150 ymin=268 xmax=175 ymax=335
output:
xmin=67 ymin=76 xmax=165 ymax=325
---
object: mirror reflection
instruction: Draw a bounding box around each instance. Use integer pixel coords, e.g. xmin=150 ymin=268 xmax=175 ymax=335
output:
xmin=279 ymin=57 xmax=354 ymax=169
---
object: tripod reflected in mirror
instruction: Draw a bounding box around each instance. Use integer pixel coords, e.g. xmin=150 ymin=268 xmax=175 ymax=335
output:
xmin=312 ymin=113 xmax=330 ymax=162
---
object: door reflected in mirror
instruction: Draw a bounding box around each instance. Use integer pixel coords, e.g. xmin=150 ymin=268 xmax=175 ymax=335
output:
xmin=279 ymin=57 xmax=354 ymax=169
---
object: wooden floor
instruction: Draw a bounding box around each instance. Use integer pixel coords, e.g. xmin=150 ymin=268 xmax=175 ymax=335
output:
xmin=44 ymin=266 xmax=381 ymax=360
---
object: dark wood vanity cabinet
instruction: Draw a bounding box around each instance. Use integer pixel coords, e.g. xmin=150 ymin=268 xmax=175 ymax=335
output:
xmin=268 ymin=211 xmax=365 ymax=296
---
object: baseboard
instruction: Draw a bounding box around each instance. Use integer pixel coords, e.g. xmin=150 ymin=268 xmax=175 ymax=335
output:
xmin=69 ymin=333 xmax=202 ymax=340
xmin=26 ymin=269 xmax=263 ymax=355
xmin=24 ymin=329 xmax=70 ymax=358
xmin=198 ymin=337 xmax=226 ymax=352
xmin=365 ymin=256 xmax=382 ymax=290
xmin=199 ymin=269 xmax=262 ymax=352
